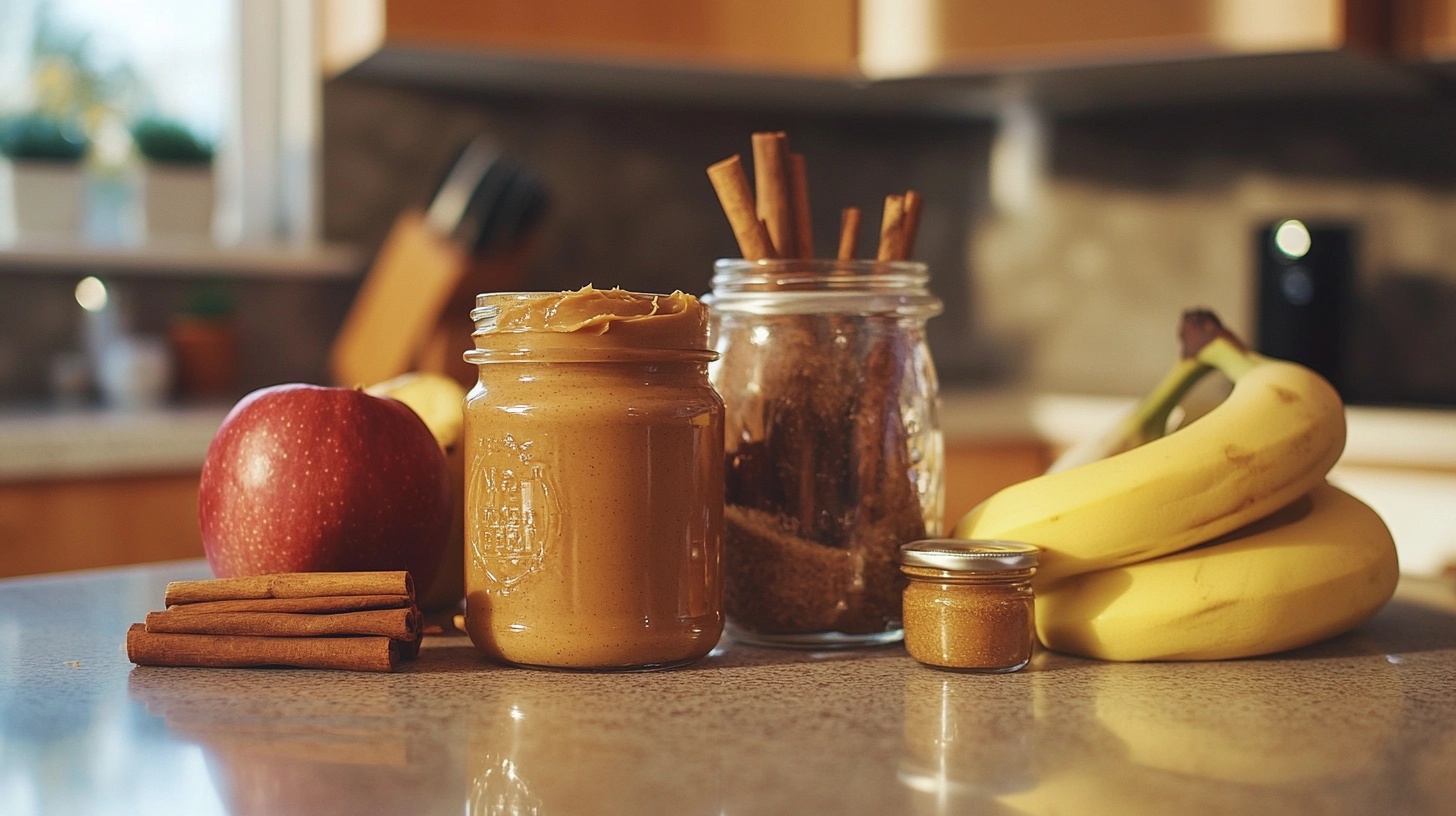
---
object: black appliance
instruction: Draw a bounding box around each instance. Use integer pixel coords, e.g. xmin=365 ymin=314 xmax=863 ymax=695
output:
xmin=1255 ymin=220 xmax=1355 ymax=395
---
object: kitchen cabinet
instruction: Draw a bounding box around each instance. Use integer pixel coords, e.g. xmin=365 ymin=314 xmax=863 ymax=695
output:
xmin=324 ymin=0 xmax=858 ymax=77
xmin=326 ymin=0 xmax=1422 ymax=114
xmin=1393 ymin=0 xmax=1456 ymax=66
xmin=860 ymin=0 xmax=1390 ymax=78
xmin=942 ymin=438 xmax=1051 ymax=531
xmin=387 ymin=0 xmax=856 ymax=75
xmin=0 ymin=474 xmax=203 ymax=577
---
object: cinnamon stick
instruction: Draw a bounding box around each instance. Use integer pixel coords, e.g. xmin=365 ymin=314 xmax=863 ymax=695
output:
xmin=837 ymin=207 xmax=861 ymax=261
xmin=877 ymin=194 xmax=906 ymax=261
xmin=788 ymin=152 xmax=813 ymax=259
xmin=126 ymin=624 xmax=402 ymax=672
xmin=163 ymin=571 xmax=414 ymax=607
xmin=752 ymin=131 xmax=795 ymax=258
xmin=145 ymin=608 xmax=421 ymax=640
xmin=164 ymin=594 xmax=411 ymax=616
xmin=901 ymin=189 xmax=923 ymax=260
xmin=707 ymin=155 xmax=776 ymax=260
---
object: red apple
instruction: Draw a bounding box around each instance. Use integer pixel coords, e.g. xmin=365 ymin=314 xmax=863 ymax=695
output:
xmin=199 ymin=383 xmax=451 ymax=589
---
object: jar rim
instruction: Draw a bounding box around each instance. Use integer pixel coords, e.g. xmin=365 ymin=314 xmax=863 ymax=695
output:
xmin=899 ymin=539 xmax=1040 ymax=572
xmin=705 ymin=259 xmax=941 ymax=317
xmin=470 ymin=290 xmax=684 ymax=326
xmin=710 ymin=258 xmax=928 ymax=289
xmin=463 ymin=346 xmax=718 ymax=364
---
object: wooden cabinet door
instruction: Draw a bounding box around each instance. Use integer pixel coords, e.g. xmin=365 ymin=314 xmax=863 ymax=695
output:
xmin=381 ymin=0 xmax=859 ymax=75
xmin=0 ymin=475 xmax=203 ymax=578
xmin=1394 ymin=0 xmax=1456 ymax=58
xmin=861 ymin=0 xmax=1389 ymax=78
xmin=941 ymin=440 xmax=1050 ymax=532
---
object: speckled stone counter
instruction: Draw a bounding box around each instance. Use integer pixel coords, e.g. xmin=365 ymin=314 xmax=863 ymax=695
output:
xmin=3 ymin=561 xmax=1455 ymax=815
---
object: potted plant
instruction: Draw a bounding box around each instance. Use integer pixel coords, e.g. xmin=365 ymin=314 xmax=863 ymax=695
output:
xmin=131 ymin=116 xmax=215 ymax=241
xmin=0 ymin=112 xmax=89 ymax=243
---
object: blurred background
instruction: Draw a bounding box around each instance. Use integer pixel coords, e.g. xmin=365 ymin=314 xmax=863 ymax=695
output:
xmin=1 ymin=0 xmax=1454 ymax=578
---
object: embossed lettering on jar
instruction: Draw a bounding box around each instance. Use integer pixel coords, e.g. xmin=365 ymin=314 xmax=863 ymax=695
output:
xmin=463 ymin=287 xmax=725 ymax=670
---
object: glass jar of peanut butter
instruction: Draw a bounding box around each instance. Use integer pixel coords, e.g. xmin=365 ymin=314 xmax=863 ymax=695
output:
xmin=462 ymin=287 xmax=724 ymax=670
xmin=704 ymin=260 xmax=944 ymax=648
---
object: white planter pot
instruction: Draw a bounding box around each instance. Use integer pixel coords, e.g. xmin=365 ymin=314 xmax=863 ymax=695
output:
xmin=140 ymin=163 xmax=216 ymax=241
xmin=0 ymin=158 xmax=86 ymax=243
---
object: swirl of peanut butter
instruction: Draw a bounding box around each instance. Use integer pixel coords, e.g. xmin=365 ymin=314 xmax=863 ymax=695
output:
xmin=473 ymin=286 xmax=710 ymax=353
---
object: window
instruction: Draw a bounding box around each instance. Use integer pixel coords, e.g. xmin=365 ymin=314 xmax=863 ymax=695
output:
xmin=0 ymin=0 xmax=318 ymax=247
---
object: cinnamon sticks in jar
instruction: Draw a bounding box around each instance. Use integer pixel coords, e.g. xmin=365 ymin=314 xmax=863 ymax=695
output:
xmin=709 ymin=131 xmax=921 ymax=263
xmin=706 ymin=133 xmax=939 ymax=640
xmin=127 ymin=571 xmax=423 ymax=672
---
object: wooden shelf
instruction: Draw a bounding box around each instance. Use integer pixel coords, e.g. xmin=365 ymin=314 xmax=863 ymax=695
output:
xmin=0 ymin=240 xmax=364 ymax=280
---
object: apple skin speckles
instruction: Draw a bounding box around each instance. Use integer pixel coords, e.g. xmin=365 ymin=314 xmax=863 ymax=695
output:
xmin=198 ymin=383 xmax=452 ymax=592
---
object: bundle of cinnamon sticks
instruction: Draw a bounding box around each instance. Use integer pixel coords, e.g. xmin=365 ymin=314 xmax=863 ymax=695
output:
xmin=706 ymin=132 xmax=932 ymax=635
xmin=707 ymin=131 xmax=923 ymax=262
xmin=127 ymin=571 xmax=423 ymax=673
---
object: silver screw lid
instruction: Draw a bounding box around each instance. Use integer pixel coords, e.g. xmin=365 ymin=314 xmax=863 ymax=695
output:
xmin=898 ymin=539 xmax=1040 ymax=572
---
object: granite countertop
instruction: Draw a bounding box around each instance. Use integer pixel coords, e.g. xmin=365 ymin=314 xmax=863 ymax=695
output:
xmin=3 ymin=561 xmax=1455 ymax=815
xmin=0 ymin=404 xmax=230 ymax=481
xmin=4 ymin=391 xmax=1454 ymax=482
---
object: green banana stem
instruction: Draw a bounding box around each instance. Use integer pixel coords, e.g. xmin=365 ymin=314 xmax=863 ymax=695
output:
xmin=1181 ymin=309 xmax=1262 ymax=381
xmin=1122 ymin=356 xmax=1214 ymax=445
xmin=1046 ymin=309 xmax=1245 ymax=475
xmin=1047 ymin=353 xmax=1213 ymax=474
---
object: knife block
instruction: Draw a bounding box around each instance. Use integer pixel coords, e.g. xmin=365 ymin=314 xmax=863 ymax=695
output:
xmin=330 ymin=210 xmax=531 ymax=389
xmin=414 ymin=241 xmax=534 ymax=389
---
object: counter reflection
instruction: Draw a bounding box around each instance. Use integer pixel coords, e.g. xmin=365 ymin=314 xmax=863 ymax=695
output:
xmin=128 ymin=667 xmax=464 ymax=816
xmin=895 ymin=645 xmax=1418 ymax=816
xmin=466 ymin=670 xmax=724 ymax=816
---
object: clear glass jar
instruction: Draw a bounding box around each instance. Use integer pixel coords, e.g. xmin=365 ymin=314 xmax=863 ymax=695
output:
xmin=462 ymin=289 xmax=725 ymax=670
xmin=899 ymin=539 xmax=1039 ymax=673
xmin=703 ymin=259 xmax=944 ymax=647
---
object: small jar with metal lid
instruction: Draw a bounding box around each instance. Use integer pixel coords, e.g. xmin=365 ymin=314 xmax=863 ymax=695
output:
xmin=898 ymin=540 xmax=1040 ymax=673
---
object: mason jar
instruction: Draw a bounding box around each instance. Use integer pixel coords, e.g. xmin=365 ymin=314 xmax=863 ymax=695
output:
xmin=462 ymin=288 xmax=724 ymax=670
xmin=703 ymin=260 xmax=944 ymax=647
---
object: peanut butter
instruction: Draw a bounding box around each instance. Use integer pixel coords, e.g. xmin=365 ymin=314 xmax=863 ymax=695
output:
xmin=463 ymin=287 xmax=724 ymax=670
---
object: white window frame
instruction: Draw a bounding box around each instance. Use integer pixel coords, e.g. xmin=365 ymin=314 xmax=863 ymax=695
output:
xmin=215 ymin=0 xmax=320 ymax=247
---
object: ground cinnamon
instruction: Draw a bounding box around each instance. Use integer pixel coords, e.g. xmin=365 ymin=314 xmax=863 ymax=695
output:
xmin=722 ymin=311 xmax=929 ymax=636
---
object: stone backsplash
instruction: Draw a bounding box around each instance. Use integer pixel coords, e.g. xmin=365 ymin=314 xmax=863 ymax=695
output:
xmin=978 ymin=98 xmax=1456 ymax=404
xmin=3 ymin=86 xmax=1456 ymax=407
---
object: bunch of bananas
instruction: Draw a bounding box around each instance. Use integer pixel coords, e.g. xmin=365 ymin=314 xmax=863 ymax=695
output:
xmin=953 ymin=310 xmax=1399 ymax=661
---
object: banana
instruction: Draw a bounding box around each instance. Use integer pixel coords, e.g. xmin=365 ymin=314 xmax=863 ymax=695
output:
xmin=365 ymin=371 xmax=467 ymax=450
xmin=367 ymin=370 xmax=470 ymax=610
xmin=1037 ymin=482 xmax=1399 ymax=661
xmin=954 ymin=310 xmax=1345 ymax=584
